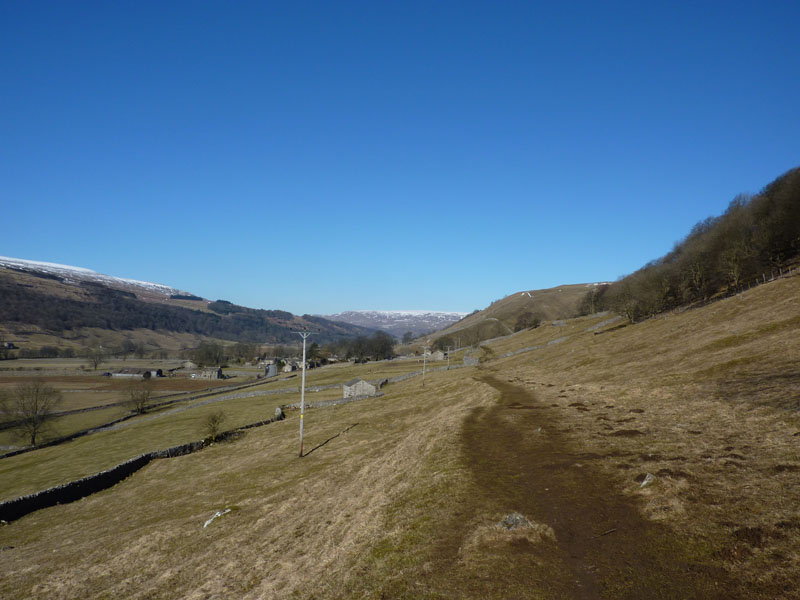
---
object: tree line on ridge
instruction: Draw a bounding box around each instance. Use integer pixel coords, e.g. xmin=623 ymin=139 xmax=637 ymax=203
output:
xmin=580 ymin=167 xmax=800 ymax=322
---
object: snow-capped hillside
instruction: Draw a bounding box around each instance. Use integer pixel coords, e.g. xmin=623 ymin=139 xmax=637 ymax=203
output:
xmin=0 ymin=256 xmax=186 ymax=298
xmin=323 ymin=310 xmax=467 ymax=338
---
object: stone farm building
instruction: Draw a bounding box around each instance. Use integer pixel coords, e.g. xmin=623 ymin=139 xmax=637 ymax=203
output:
xmin=112 ymin=368 xmax=163 ymax=379
xmin=343 ymin=378 xmax=387 ymax=399
xmin=199 ymin=367 xmax=224 ymax=379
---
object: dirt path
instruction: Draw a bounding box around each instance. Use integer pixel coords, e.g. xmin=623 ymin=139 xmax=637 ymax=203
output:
xmin=421 ymin=374 xmax=740 ymax=599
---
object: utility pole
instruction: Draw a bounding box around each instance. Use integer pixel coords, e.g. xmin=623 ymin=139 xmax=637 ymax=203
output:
xmin=295 ymin=330 xmax=313 ymax=457
xmin=422 ymin=345 xmax=429 ymax=387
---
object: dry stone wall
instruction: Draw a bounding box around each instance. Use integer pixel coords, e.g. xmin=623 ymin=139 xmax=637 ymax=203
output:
xmin=0 ymin=417 xmax=279 ymax=523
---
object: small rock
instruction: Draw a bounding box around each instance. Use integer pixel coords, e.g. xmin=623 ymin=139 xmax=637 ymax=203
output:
xmin=275 ymin=407 xmax=285 ymax=421
xmin=203 ymin=508 xmax=232 ymax=529
xmin=638 ymin=473 xmax=657 ymax=488
xmin=500 ymin=512 xmax=532 ymax=530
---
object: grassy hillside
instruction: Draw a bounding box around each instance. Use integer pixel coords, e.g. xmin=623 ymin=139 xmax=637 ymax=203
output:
xmin=1 ymin=274 xmax=799 ymax=598
xmin=428 ymin=282 xmax=592 ymax=346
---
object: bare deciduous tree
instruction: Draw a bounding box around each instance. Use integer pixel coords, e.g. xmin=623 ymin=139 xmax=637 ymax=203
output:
xmin=0 ymin=380 xmax=63 ymax=446
xmin=127 ymin=384 xmax=152 ymax=414
xmin=89 ymin=347 xmax=105 ymax=370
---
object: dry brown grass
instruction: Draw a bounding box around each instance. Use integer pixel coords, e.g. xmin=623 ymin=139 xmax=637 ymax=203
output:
xmin=1 ymin=275 xmax=799 ymax=598
xmin=482 ymin=275 xmax=800 ymax=597
xmin=431 ymin=283 xmax=590 ymax=343
xmin=0 ymin=369 xmax=490 ymax=599
xmin=458 ymin=517 xmax=557 ymax=568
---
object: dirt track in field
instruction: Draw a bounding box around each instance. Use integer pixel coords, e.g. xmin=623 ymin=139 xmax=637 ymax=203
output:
xmin=421 ymin=374 xmax=742 ymax=599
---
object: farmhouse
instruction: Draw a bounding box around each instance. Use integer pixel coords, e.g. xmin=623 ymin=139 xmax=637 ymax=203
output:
xmin=429 ymin=350 xmax=445 ymax=361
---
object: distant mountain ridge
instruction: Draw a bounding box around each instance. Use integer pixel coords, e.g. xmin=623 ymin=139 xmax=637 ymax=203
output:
xmin=323 ymin=310 xmax=467 ymax=338
xmin=0 ymin=256 xmax=374 ymax=348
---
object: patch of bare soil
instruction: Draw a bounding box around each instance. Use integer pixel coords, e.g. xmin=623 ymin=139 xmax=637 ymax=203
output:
xmin=420 ymin=375 xmax=741 ymax=599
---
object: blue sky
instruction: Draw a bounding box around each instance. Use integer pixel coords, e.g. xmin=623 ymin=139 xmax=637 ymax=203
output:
xmin=2 ymin=1 xmax=799 ymax=315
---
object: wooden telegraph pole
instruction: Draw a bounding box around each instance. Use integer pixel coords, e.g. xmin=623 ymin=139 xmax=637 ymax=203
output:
xmin=295 ymin=330 xmax=313 ymax=457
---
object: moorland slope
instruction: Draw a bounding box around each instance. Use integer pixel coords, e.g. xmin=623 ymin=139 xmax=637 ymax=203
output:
xmin=427 ymin=282 xmax=592 ymax=346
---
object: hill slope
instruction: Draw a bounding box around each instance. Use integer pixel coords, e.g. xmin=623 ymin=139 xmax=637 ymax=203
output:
xmin=428 ymin=282 xmax=597 ymax=345
xmin=596 ymin=165 xmax=800 ymax=321
xmin=0 ymin=256 xmax=373 ymax=350
xmin=0 ymin=274 xmax=798 ymax=598
xmin=0 ymin=256 xmax=185 ymax=300
xmin=2 ymin=274 xmax=799 ymax=598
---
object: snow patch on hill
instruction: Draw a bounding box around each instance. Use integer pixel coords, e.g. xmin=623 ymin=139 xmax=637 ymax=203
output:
xmin=323 ymin=310 xmax=468 ymax=337
xmin=0 ymin=255 xmax=185 ymax=297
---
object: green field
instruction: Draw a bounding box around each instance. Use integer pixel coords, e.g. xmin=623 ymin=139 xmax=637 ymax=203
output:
xmin=0 ymin=357 xmax=428 ymax=499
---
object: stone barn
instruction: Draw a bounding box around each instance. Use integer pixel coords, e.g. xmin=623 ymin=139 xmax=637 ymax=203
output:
xmin=112 ymin=368 xmax=163 ymax=379
xmin=200 ymin=367 xmax=224 ymax=379
xmin=343 ymin=379 xmax=377 ymax=399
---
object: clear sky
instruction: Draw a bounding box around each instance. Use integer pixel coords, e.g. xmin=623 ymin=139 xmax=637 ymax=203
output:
xmin=2 ymin=1 xmax=799 ymax=315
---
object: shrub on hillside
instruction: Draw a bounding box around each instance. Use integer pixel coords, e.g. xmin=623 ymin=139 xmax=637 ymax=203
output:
xmin=204 ymin=411 xmax=226 ymax=442
xmin=514 ymin=312 xmax=542 ymax=332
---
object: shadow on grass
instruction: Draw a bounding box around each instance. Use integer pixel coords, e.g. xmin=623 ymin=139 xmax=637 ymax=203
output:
xmin=302 ymin=423 xmax=359 ymax=458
